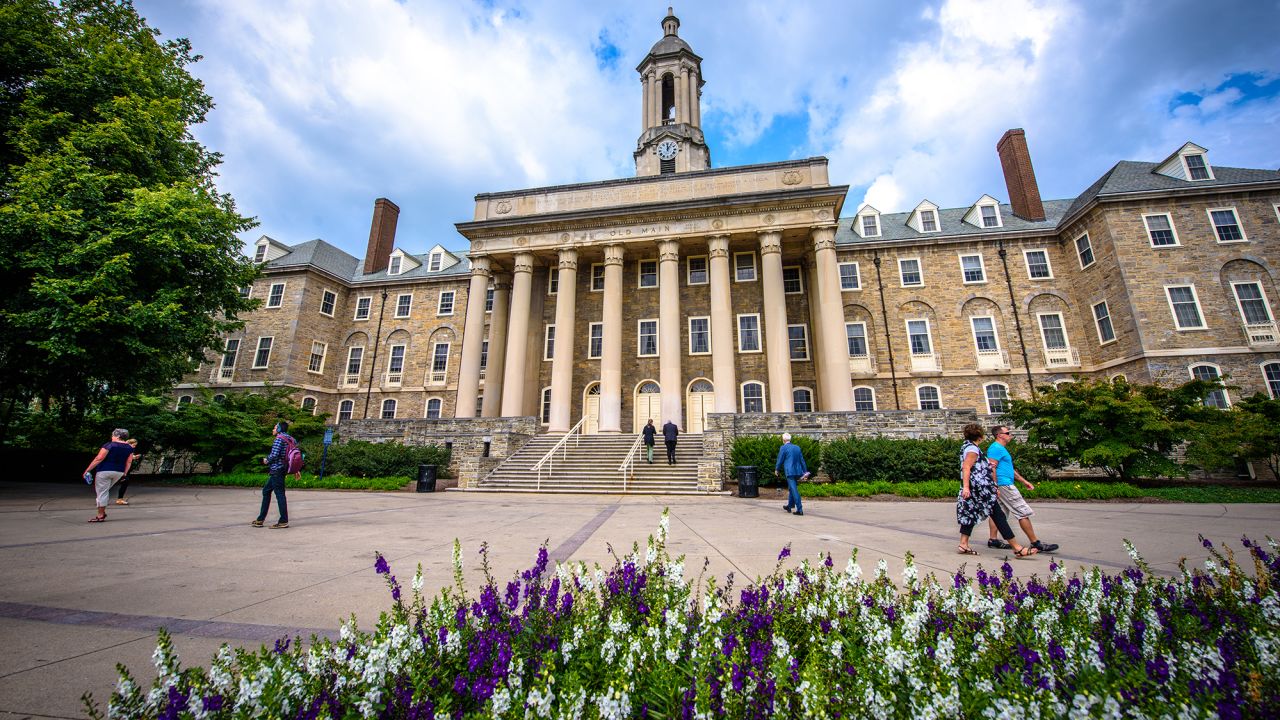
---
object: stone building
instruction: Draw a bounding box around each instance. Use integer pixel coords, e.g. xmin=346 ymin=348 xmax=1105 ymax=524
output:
xmin=178 ymin=9 xmax=1280 ymax=440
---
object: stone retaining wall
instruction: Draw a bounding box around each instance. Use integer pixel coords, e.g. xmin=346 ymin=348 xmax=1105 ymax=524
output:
xmin=336 ymin=416 xmax=539 ymax=489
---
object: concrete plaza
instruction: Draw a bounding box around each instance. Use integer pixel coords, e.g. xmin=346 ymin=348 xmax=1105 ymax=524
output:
xmin=1 ymin=480 xmax=1277 ymax=718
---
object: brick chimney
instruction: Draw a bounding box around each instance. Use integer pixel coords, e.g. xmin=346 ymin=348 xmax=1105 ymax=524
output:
xmin=363 ymin=198 xmax=400 ymax=274
xmin=996 ymin=129 xmax=1046 ymax=222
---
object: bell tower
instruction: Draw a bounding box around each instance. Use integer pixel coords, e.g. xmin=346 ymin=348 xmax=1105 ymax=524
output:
xmin=635 ymin=7 xmax=711 ymax=177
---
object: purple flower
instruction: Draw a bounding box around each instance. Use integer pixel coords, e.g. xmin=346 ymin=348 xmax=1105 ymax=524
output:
xmin=273 ymin=637 xmax=291 ymax=654
xmin=824 ymin=553 xmax=833 ymax=568
xmin=778 ymin=546 xmax=791 ymax=561
xmin=201 ymin=695 xmax=223 ymax=713
xmin=1001 ymin=562 xmax=1013 ymax=580
xmin=375 ymin=554 xmax=390 ymax=575
xmin=1200 ymin=535 xmax=1213 ymax=549
xmin=1147 ymin=656 xmax=1169 ymax=684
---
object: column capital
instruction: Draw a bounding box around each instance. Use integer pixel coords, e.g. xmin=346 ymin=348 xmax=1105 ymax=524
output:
xmin=556 ymin=247 xmax=578 ymax=271
xmin=604 ymin=244 xmax=625 ymax=266
xmin=468 ymin=255 xmax=492 ymax=278
xmin=757 ymin=230 xmax=782 ymax=256
xmin=491 ymin=274 xmax=512 ymax=292
xmin=512 ymin=252 xmax=535 ymax=275
xmin=810 ymin=224 xmax=838 ymax=251
xmin=657 ymin=239 xmax=680 ymax=263
xmin=707 ymin=234 xmax=730 ymax=259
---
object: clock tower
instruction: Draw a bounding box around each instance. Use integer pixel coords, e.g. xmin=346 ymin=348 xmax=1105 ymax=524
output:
xmin=634 ymin=8 xmax=711 ymax=177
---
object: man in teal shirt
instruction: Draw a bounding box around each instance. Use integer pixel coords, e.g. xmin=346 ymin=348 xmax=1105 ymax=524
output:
xmin=987 ymin=425 xmax=1058 ymax=552
xmin=775 ymin=433 xmax=810 ymax=516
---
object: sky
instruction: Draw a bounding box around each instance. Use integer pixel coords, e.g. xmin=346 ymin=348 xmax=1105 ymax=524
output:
xmin=132 ymin=0 xmax=1280 ymax=260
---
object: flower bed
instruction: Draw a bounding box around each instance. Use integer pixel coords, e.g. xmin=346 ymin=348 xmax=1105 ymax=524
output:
xmin=92 ymin=512 xmax=1280 ymax=718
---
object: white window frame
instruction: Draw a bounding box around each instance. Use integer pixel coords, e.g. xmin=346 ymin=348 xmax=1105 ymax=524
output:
xmin=1182 ymin=153 xmax=1213 ymax=181
xmin=1262 ymin=361 xmax=1280 ymax=399
xmin=547 ymin=270 xmax=558 ymax=295
xmin=239 ymin=285 xmax=252 ymax=299
xmin=219 ymin=339 xmax=240 ymax=378
xmin=919 ymin=209 xmax=939 ymax=233
xmin=307 ymin=341 xmax=327 ymax=374
xmin=344 ymin=346 xmax=364 ymax=384
xmin=1092 ymin=300 xmax=1116 ymax=345
xmin=587 ymin=322 xmax=603 ymax=359
xmin=733 ymin=252 xmax=757 ymax=283
xmin=266 ymin=282 xmax=285 ymax=309
xmin=984 ymin=383 xmax=1010 ymax=414
xmin=898 ymin=258 xmax=923 ymax=287
xmin=860 ymin=212 xmax=881 ymax=238
xmin=1207 ymin=207 xmax=1247 ymax=244
xmin=381 ymin=398 xmax=397 ymax=419
xmin=736 ymin=313 xmax=762 ymax=353
xmin=838 ymin=262 xmax=861 ymax=291
xmin=394 ymin=293 xmax=413 ymax=318
xmin=1075 ymin=233 xmax=1095 ymax=269
xmin=792 ymin=387 xmax=814 ymax=412
xmin=437 ymin=290 xmax=455 ymax=316
xmin=428 ymin=251 xmax=443 ymax=272
xmin=385 ymin=344 xmax=406 ymax=385
xmin=1036 ymin=312 xmax=1071 ymax=350
xmin=253 ymin=244 xmax=267 ymax=263
xmin=301 ymin=396 xmax=317 ymax=414
xmin=688 ymin=316 xmax=711 ymax=355
xmin=906 ymin=318 xmax=933 ymax=356
xmin=686 ymin=255 xmax=709 ymax=286
xmin=1165 ymin=285 xmax=1207 ymax=330
xmin=319 ymin=289 xmax=337 ymax=317
xmin=853 ymin=386 xmax=877 ymax=411
xmin=782 ymin=266 xmax=804 ymax=294
xmin=979 ymin=204 xmax=1002 ymax=228
xmin=916 ymin=384 xmax=942 ymax=410
xmin=740 ymin=381 xmax=766 ymax=413
xmin=337 ymin=399 xmax=354 ymax=422
xmin=485 ymin=287 xmax=494 ymax=313
xmin=637 ymin=259 xmax=659 ymax=289
xmin=1190 ymin=363 xmax=1230 ymax=408
xmin=540 ymin=387 xmax=552 ymax=425
xmin=970 ymin=315 xmax=1000 ymax=353
xmin=479 ymin=340 xmax=488 ymax=376
xmin=1232 ymin=281 xmax=1274 ymax=325
xmin=959 ymin=254 xmax=986 ymax=284
xmin=430 ymin=342 xmax=450 ymax=383
xmin=252 ymin=336 xmax=273 ymax=369
xmin=176 ymin=395 xmax=193 ymax=408
xmin=353 ymin=296 xmax=372 ymax=321
xmin=388 ymin=255 xmax=403 ymax=276
xmin=845 ymin=322 xmax=869 ymax=357
xmin=589 ymin=263 xmax=605 ymax=292
xmin=1275 ymin=204 xmax=1280 ymax=224
xmin=425 ymin=397 xmax=443 ymax=419
xmin=637 ymin=318 xmax=659 ymax=357
xmin=787 ymin=324 xmax=809 ymax=361
xmin=1143 ymin=213 xmax=1180 ymax=247
xmin=543 ymin=324 xmax=555 ymax=361
xmin=1023 ymin=248 xmax=1053 ymax=280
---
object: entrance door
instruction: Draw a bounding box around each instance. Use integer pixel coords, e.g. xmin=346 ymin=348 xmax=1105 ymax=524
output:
xmin=686 ymin=379 xmax=714 ymax=434
xmin=633 ymin=381 xmax=661 ymax=433
xmin=582 ymin=383 xmax=601 ymax=435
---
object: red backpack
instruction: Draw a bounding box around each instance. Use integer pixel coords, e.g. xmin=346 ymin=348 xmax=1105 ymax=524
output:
xmin=282 ymin=434 xmax=304 ymax=474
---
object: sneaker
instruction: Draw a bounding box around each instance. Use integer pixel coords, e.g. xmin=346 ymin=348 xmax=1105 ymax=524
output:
xmin=250 ymin=519 xmax=264 ymax=527
xmin=794 ymin=511 xmax=804 ymax=516
xmin=270 ymin=521 xmax=289 ymax=529
xmin=1031 ymin=540 xmax=1058 ymax=553
xmin=987 ymin=538 xmax=1011 ymax=550
xmin=783 ymin=505 xmax=793 ymax=513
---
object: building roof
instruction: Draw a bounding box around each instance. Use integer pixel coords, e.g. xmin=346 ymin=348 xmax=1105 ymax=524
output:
xmin=647 ymin=34 xmax=695 ymax=57
xmin=1061 ymin=161 xmax=1280 ymax=222
xmin=835 ymin=200 xmax=1071 ymax=246
xmin=263 ymin=238 xmax=471 ymax=284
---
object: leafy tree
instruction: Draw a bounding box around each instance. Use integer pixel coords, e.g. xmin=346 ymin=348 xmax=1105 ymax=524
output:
xmin=1185 ymin=394 xmax=1280 ymax=481
xmin=0 ymin=0 xmax=258 ymax=430
xmin=1005 ymin=376 xmax=1226 ymax=481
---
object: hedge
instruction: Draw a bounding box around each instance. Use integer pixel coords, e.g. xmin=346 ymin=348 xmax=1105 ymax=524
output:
xmin=296 ymin=440 xmax=452 ymax=481
xmin=729 ymin=435 xmax=823 ymax=486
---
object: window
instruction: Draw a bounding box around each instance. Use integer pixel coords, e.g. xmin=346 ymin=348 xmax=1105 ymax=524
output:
xmin=638 ymin=319 xmax=659 ymax=356
xmin=548 ymin=271 xmax=558 ymax=295
xmin=254 ymin=244 xmax=267 ymax=263
xmin=734 ymin=252 xmax=757 ymax=282
xmin=1075 ymin=233 xmax=1094 ymax=269
xmin=320 ymin=290 xmax=336 ymax=316
xmin=381 ymin=399 xmax=397 ymax=419
xmin=737 ymin=314 xmax=761 ymax=353
xmin=252 ymin=337 xmax=273 ymax=368
xmin=917 ymin=385 xmax=941 ymax=410
xmin=1166 ymin=285 xmax=1205 ymax=329
xmin=177 ymin=395 xmax=193 ymax=407
xmin=898 ymin=258 xmax=922 ymax=287
xmin=386 ymin=345 xmax=405 ymax=383
xmin=266 ymin=283 xmax=285 ymax=308
xmin=345 ymin=347 xmax=364 ymax=382
xmin=1184 ymin=154 xmax=1211 ymax=180
xmin=1024 ymin=249 xmax=1052 ymax=279
xmin=389 ymin=256 xmax=402 ymax=275
xmin=307 ymin=341 xmax=326 ymax=374
xmin=792 ymin=387 xmax=813 ymax=412
xmin=839 ymin=262 xmax=860 ymax=290
xmin=1037 ymin=313 xmax=1069 ymax=349
xmin=1263 ymin=362 xmax=1280 ymax=399
xmin=544 ymin=325 xmax=555 ymax=360
xmin=907 ymin=319 xmax=932 ymax=355
xmin=741 ymin=382 xmax=765 ymax=413
xmin=845 ymin=322 xmax=868 ymax=357
xmin=301 ymin=397 xmax=317 ymax=414
xmin=1233 ymin=282 xmax=1273 ymax=325
xmin=861 ymin=214 xmax=881 ymax=237
xmin=980 ymin=205 xmax=1000 ymax=228
xmin=787 ymin=325 xmax=809 ymax=361
xmin=920 ymin=209 xmax=939 ymax=233
xmin=971 ymin=317 xmax=999 ymax=352
xmin=782 ymin=266 xmax=803 ymax=294
xmin=588 ymin=322 xmax=603 ymax=359
xmin=687 ymin=256 xmax=708 ymax=285
xmin=219 ymin=339 xmax=239 ymax=377
xmin=638 ymin=260 xmax=658 ymax=288
xmin=428 ymin=252 xmax=443 ymax=272
xmin=437 ymin=291 xmax=455 ymax=316
xmin=1143 ymin=214 xmax=1178 ymax=247
xmin=431 ymin=343 xmax=450 ymax=381
xmin=354 ymin=297 xmax=372 ymax=320
xmin=338 ymin=399 xmax=354 ymax=422
xmin=853 ymin=387 xmax=876 ymax=411
xmin=395 ymin=294 xmax=412 ymax=318
xmin=540 ymin=387 xmax=552 ymax=425
xmin=1208 ymin=208 xmax=1245 ymax=243
xmin=985 ymin=384 xmax=1010 ymax=414
xmin=1191 ymin=364 xmax=1229 ymax=408
xmin=688 ymin=317 xmax=710 ymax=355
xmin=590 ymin=263 xmax=605 ymax=291
xmin=239 ymin=285 xmax=252 ymax=299
xmin=960 ymin=254 xmax=986 ymax=284
xmin=425 ymin=398 xmax=442 ymax=419
xmin=485 ymin=288 xmax=494 ymax=313
xmin=479 ymin=340 xmax=488 ymax=375
xmin=1093 ymin=301 xmax=1116 ymax=344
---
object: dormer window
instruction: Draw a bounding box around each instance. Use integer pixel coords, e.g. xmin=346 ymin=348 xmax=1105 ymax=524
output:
xmin=980 ymin=205 xmax=1000 ymax=228
xmin=860 ymin=214 xmax=880 ymax=237
xmin=962 ymin=195 xmax=1003 ymax=229
xmin=920 ymin=210 xmax=938 ymax=232
xmin=254 ymin=244 xmax=267 ymax=262
xmin=428 ymin=252 xmax=443 ymax=272
xmin=388 ymin=255 xmax=402 ymax=275
xmin=908 ymin=201 xmax=941 ymax=233
xmin=1184 ymin=154 xmax=1210 ymax=181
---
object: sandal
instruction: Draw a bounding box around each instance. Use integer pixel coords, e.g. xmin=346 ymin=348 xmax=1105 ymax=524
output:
xmin=88 ymin=515 xmax=107 ymax=523
xmin=1013 ymin=546 xmax=1039 ymax=559
xmin=115 ymin=499 xmax=128 ymax=505
xmin=957 ymin=545 xmax=979 ymax=555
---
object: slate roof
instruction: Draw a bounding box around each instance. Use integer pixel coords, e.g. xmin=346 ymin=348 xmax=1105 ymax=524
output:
xmin=1060 ymin=161 xmax=1280 ymax=221
xmin=263 ymin=238 xmax=471 ymax=284
xmin=835 ymin=200 xmax=1071 ymax=246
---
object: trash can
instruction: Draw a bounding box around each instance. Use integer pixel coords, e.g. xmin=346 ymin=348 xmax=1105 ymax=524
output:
xmin=737 ymin=465 xmax=759 ymax=498
xmin=416 ymin=464 xmax=437 ymax=493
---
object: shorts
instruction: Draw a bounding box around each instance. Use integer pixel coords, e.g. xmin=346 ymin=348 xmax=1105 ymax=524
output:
xmin=996 ymin=484 xmax=1034 ymax=520
xmin=94 ymin=471 xmax=124 ymax=507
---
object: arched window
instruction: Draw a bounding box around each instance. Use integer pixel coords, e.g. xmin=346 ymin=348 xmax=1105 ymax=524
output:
xmin=425 ymin=398 xmax=442 ymax=419
xmin=300 ymin=397 xmax=316 ymax=414
xmin=984 ymin=383 xmax=1009 ymax=414
xmin=689 ymin=379 xmax=713 ymax=393
xmin=853 ymin=386 xmax=876 ymax=411
xmin=1264 ymin=362 xmax=1280 ymax=399
xmin=338 ymin=400 xmax=354 ymax=422
xmin=916 ymin=385 xmax=941 ymax=410
xmin=792 ymin=387 xmax=814 ymax=412
xmin=541 ymin=387 xmax=552 ymax=425
xmin=741 ymin=382 xmax=765 ymax=413
xmin=638 ymin=381 xmax=661 ymax=394
xmin=381 ymin=398 xmax=397 ymax=419
xmin=176 ymin=395 xmax=192 ymax=408
xmin=1190 ymin=364 xmax=1229 ymax=408
xmin=212 ymin=394 xmax=226 ymax=403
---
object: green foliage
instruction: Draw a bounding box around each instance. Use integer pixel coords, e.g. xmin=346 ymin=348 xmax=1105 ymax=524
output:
xmin=161 ymin=471 xmax=408 ymax=491
xmin=313 ymin=440 xmax=451 ymax=481
xmin=0 ymin=0 xmax=258 ymax=423
xmin=1185 ymin=393 xmax=1280 ymax=481
xmin=821 ymin=435 xmax=961 ymax=484
xmin=728 ymin=435 xmax=821 ymax=486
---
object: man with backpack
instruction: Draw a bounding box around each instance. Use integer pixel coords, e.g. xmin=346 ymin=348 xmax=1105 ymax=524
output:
xmin=252 ymin=421 xmax=298 ymax=529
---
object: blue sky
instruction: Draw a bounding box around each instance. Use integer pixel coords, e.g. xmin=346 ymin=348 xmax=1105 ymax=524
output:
xmin=133 ymin=0 xmax=1280 ymax=259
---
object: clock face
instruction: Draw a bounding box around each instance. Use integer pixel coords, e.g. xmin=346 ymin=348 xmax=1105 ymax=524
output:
xmin=657 ymin=140 xmax=678 ymax=161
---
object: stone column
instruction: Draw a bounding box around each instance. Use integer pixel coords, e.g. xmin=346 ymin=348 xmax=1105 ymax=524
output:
xmin=708 ymin=235 xmax=737 ymax=413
xmin=548 ymin=248 xmax=579 ymax=432
xmin=658 ymin=239 xmax=683 ymax=428
xmin=805 ymin=260 xmax=826 ymax=408
xmin=454 ymin=256 xmax=492 ymax=417
xmin=692 ymin=71 xmax=701 ymax=127
xmin=649 ymin=72 xmax=659 ymax=127
xmin=599 ymin=245 xmax=624 ymax=432
xmin=675 ymin=71 xmax=685 ymax=124
xmin=500 ymin=252 xmax=535 ymax=417
xmin=759 ymin=231 xmax=793 ymax=412
xmin=682 ymin=67 xmax=692 ymax=124
xmin=812 ymin=225 xmax=853 ymax=410
xmin=481 ymin=275 xmax=510 ymax=417
xmin=641 ymin=75 xmax=650 ymax=134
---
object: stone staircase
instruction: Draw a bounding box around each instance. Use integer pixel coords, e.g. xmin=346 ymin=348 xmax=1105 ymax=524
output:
xmin=468 ymin=433 xmax=712 ymax=494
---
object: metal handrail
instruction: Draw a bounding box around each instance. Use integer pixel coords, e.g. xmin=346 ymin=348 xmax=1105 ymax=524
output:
xmin=531 ymin=416 xmax=586 ymax=490
xmin=617 ymin=433 xmax=644 ymax=493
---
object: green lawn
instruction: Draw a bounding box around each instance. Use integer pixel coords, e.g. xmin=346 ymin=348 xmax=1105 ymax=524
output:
xmin=157 ymin=472 xmax=410 ymax=491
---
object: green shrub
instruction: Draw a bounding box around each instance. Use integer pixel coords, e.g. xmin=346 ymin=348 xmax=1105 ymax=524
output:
xmin=822 ymin=436 xmax=960 ymax=484
xmin=729 ymin=435 xmax=822 ymax=486
xmin=160 ymin=471 xmax=408 ymax=491
xmin=299 ymin=440 xmax=451 ymax=480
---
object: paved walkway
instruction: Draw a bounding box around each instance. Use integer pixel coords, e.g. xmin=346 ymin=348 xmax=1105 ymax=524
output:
xmin=1 ymin=480 xmax=1277 ymax=719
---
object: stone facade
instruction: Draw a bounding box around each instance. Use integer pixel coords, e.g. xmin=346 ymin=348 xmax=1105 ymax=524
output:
xmin=335 ymin=416 xmax=539 ymax=489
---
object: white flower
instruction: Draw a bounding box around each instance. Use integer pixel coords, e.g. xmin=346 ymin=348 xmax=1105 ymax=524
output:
xmin=491 ymin=687 xmax=511 ymax=714
xmin=412 ymin=570 xmax=423 ymax=593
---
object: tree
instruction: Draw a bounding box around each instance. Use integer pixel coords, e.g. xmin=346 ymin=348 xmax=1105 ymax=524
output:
xmin=1005 ymin=376 xmax=1226 ymax=481
xmin=1185 ymin=394 xmax=1280 ymax=481
xmin=0 ymin=0 xmax=258 ymax=430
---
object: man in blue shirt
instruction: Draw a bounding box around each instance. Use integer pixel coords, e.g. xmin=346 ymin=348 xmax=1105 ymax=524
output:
xmin=252 ymin=421 xmax=293 ymax=529
xmin=986 ymin=425 xmax=1058 ymax=552
xmin=775 ymin=433 xmax=810 ymax=516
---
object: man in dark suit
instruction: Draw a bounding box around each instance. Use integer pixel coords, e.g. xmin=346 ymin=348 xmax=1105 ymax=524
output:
xmin=662 ymin=420 xmax=678 ymax=465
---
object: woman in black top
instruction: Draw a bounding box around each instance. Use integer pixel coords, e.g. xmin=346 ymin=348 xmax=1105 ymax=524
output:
xmin=83 ymin=429 xmax=135 ymax=522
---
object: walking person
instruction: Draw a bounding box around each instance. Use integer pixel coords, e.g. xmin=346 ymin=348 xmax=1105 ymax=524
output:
xmin=985 ymin=425 xmax=1059 ymax=553
xmin=642 ymin=419 xmax=657 ymax=464
xmin=83 ymin=429 xmax=134 ymax=522
xmin=115 ymin=438 xmax=140 ymax=506
xmin=252 ymin=421 xmax=293 ymax=529
xmin=662 ymin=420 xmax=678 ymax=465
xmin=957 ymin=424 xmax=1036 ymax=558
xmin=775 ymin=433 xmax=810 ymax=516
